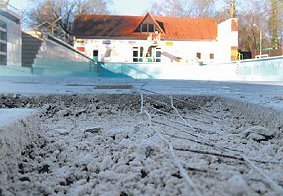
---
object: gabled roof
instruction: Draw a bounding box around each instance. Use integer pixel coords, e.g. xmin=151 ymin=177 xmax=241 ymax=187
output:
xmin=71 ymin=13 xmax=217 ymax=40
xmin=133 ymin=12 xmax=164 ymax=34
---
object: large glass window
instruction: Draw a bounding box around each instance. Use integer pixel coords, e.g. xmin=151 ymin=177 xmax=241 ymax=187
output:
xmin=0 ymin=55 xmax=6 ymax=65
xmin=0 ymin=43 xmax=6 ymax=52
xmin=0 ymin=19 xmax=7 ymax=65
xmin=0 ymin=31 xmax=6 ymax=40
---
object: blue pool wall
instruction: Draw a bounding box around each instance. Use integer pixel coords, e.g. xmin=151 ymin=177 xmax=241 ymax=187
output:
xmin=0 ymin=56 xmax=282 ymax=81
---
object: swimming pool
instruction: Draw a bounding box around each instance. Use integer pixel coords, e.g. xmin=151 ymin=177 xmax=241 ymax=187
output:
xmin=0 ymin=56 xmax=282 ymax=81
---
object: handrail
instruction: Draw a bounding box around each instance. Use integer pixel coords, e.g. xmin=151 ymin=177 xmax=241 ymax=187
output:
xmin=34 ymin=21 xmax=51 ymax=31
xmin=33 ymin=17 xmax=70 ymax=42
xmin=51 ymin=16 xmax=62 ymax=33
xmin=32 ymin=17 xmax=87 ymax=62
xmin=47 ymin=33 xmax=94 ymax=62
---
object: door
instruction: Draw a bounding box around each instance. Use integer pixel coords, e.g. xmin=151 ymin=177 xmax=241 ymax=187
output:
xmin=93 ymin=50 xmax=98 ymax=62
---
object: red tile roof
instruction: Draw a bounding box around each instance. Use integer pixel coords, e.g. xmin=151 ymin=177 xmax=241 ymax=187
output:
xmin=71 ymin=13 xmax=217 ymax=40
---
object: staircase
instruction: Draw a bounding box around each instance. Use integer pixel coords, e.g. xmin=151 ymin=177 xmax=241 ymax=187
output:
xmin=21 ymin=32 xmax=43 ymax=67
xmin=21 ymin=31 xmax=94 ymax=76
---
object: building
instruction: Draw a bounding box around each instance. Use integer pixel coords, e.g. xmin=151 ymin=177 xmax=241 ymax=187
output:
xmin=72 ymin=13 xmax=238 ymax=64
xmin=0 ymin=2 xmax=21 ymax=66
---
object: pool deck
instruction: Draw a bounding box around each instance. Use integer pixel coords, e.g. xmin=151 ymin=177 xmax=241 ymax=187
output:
xmin=0 ymin=76 xmax=282 ymax=111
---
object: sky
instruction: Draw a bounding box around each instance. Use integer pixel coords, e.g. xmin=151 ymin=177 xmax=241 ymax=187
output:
xmin=8 ymin=0 xmax=157 ymax=16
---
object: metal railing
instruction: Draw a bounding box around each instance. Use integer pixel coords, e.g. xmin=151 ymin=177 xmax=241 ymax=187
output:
xmin=33 ymin=17 xmax=72 ymax=44
xmin=0 ymin=2 xmax=23 ymax=18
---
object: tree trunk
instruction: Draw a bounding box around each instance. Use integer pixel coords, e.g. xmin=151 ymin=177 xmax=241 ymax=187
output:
xmin=229 ymin=0 xmax=236 ymax=18
xmin=268 ymin=0 xmax=279 ymax=49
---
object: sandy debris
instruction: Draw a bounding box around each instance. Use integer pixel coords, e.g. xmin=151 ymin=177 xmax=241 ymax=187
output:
xmin=0 ymin=94 xmax=282 ymax=195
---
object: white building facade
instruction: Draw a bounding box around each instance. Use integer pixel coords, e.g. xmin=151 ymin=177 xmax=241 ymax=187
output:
xmin=0 ymin=3 xmax=22 ymax=66
xmin=72 ymin=13 xmax=238 ymax=64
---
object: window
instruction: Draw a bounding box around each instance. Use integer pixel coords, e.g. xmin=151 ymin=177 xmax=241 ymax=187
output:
xmin=142 ymin=24 xmax=148 ymax=32
xmin=140 ymin=47 xmax=144 ymax=57
xmin=146 ymin=46 xmax=153 ymax=57
xmin=0 ymin=20 xmax=7 ymax=65
xmin=0 ymin=43 xmax=6 ymax=52
xmin=0 ymin=54 xmax=6 ymax=65
xmin=133 ymin=58 xmax=138 ymax=62
xmin=148 ymin=24 xmax=154 ymax=32
xmin=156 ymin=51 xmax=161 ymax=58
xmin=93 ymin=50 xmax=99 ymax=61
xmin=155 ymin=48 xmax=161 ymax=62
xmin=210 ymin=53 xmax=214 ymax=59
xmin=133 ymin=47 xmax=139 ymax=62
xmin=0 ymin=31 xmax=6 ymax=40
xmin=138 ymin=24 xmax=156 ymax=33
xmin=196 ymin=52 xmax=201 ymax=59
xmin=133 ymin=51 xmax=138 ymax=57
xmin=93 ymin=50 xmax=98 ymax=57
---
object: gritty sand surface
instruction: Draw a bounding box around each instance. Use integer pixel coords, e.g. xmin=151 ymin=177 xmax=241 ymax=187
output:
xmin=0 ymin=109 xmax=37 ymax=128
xmin=0 ymin=94 xmax=282 ymax=195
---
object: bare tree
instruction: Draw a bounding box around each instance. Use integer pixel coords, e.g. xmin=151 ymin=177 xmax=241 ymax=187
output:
xmin=267 ymin=0 xmax=281 ymax=48
xmin=150 ymin=0 xmax=216 ymax=17
xmin=236 ymin=1 xmax=267 ymax=51
xmin=27 ymin=0 xmax=112 ymax=35
xmin=150 ymin=0 xmax=184 ymax=17
xmin=150 ymin=0 xmax=283 ymax=53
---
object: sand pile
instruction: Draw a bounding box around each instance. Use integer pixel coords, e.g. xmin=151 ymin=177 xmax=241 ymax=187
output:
xmin=0 ymin=94 xmax=282 ymax=195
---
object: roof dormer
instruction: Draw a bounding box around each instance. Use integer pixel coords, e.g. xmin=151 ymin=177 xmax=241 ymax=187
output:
xmin=134 ymin=12 xmax=164 ymax=34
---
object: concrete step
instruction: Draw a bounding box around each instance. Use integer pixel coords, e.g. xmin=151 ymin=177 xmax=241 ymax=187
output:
xmin=22 ymin=60 xmax=35 ymax=65
xmin=22 ymin=49 xmax=39 ymax=53
xmin=22 ymin=57 xmax=37 ymax=61
xmin=22 ymin=34 xmax=43 ymax=67
xmin=22 ymin=54 xmax=39 ymax=58
xmin=22 ymin=42 xmax=42 ymax=47
xmin=22 ymin=49 xmax=38 ymax=55
xmin=22 ymin=36 xmax=42 ymax=41
xmin=22 ymin=45 xmax=42 ymax=50
xmin=24 ymin=39 xmax=43 ymax=43
xmin=22 ymin=53 xmax=38 ymax=57
xmin=22 ymin=57 xmax=35 ymax=61
xmin=22 ymin=63 xmax=32 ymax=68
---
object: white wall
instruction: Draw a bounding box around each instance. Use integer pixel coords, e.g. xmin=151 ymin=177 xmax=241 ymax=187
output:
xmin=101 ymin=57 xmax=283 ymax=81
xmin=161 ymin=40 xmax=217 ymax=64
xmin=74 ymin=18 xmax=237 ymax=64
xmin=75 ymin=38 xmax=218 ymax=64
xmin=217 ymin=18 xmax=238 ymax=62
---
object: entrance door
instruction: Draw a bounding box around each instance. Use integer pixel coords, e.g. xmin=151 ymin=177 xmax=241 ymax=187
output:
xmin=93 ymin=50 xmax=98 ymax=62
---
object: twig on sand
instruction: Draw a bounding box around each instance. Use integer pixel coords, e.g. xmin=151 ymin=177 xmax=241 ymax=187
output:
xmin=143 ymin=109 xmax=201 ymax=196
